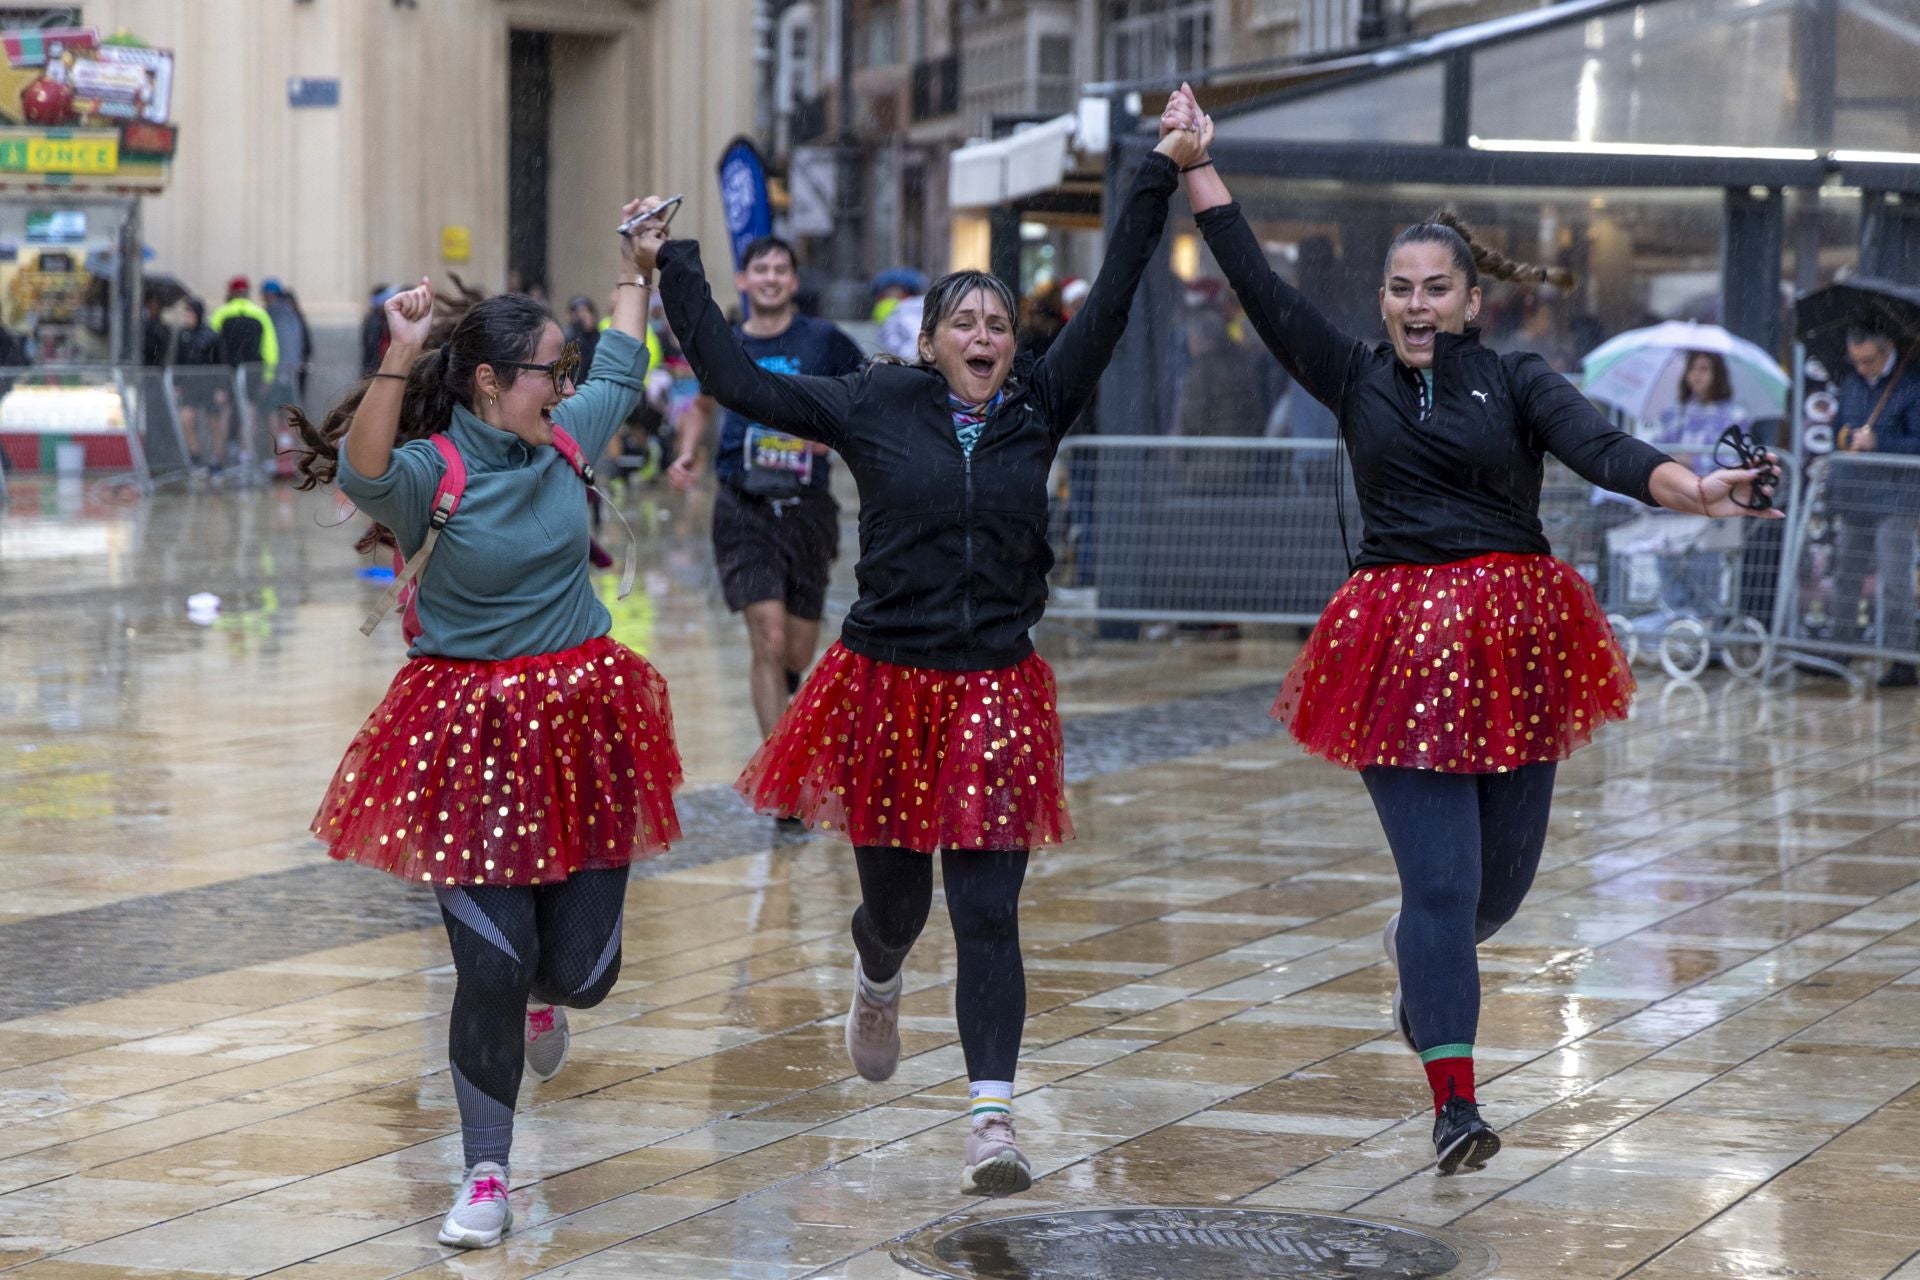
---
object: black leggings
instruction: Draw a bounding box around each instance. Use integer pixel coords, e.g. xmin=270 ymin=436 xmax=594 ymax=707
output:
xmin=851 ymin=847 xmax=1029 ymax=1082
xmin=1362 ymin=763 xmax=1556 ymax=1052
xmin=435 ymin=866 xmax=629 ymax=1170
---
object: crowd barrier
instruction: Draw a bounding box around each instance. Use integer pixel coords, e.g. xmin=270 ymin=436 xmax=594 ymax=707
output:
xmin=0 ymin=362 xmax=301 ymax=494
xmin=1046 ymin=436 xmax=1876 ymax=687
xmin=6 ymin=371 xmax=1914 ymax=688
xmin=1772 ymin=449 xmax=1920 ymax=684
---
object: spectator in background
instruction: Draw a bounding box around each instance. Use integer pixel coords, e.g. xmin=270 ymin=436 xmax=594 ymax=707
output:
xmin=1656 ymin=351 xmax=1749 ymax=451
xmin=173 ymin=298 xmax=226 ymax=472
xmin=875 ymin=270 xmax=927 ymax=362
xmin=360 ymin=284 xmax=393 ymax=376
xmin=139 ymin=288 xmax=171 ymax=368
xmin=1828 ymin=325 xmax=1920 ymax=688
xmin=1060 ymin=278 xmax=1089 ymax=322
xmin=567 ymin=295 xmax=602 ymax=385
xmin=211 ymin=276 xmax=278 ymax=376
xmin=1016 ymin=282 xmax=1068 ymax=366
xmin=209 ymin=276 xmax=279 ymax=473
xmin=261 ymin=279 xmax=312 ymax=400
xmin=870 ymin=268 xmax=925 ymax=326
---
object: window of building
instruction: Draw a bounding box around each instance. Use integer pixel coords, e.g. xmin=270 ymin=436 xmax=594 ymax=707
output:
xmin=864 ymin=1 xmax=901 ymax=67
xmin=1106 ymin=0 xmax=1212 ymax=82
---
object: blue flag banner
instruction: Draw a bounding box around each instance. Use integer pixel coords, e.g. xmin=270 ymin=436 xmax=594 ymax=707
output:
xmin=717 ymin=136 xmax=772 ymax=274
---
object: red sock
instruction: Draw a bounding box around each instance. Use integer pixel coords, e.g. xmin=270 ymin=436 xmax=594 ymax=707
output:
xmin=1421 ymin=1049 xmax=1476 ymax=1113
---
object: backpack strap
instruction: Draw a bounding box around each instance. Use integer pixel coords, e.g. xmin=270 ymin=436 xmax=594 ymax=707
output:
xmin=550 ymin=424 xmax=638 ymax=601
xmin=359 ymin=435 xmax=468 ymax=637
xmin=548 ymin=423 xmax=594 ymax=484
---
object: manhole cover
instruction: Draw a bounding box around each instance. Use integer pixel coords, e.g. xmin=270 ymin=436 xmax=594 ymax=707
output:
xmin=894 ymin=1206 xmax=1495 ymax=1279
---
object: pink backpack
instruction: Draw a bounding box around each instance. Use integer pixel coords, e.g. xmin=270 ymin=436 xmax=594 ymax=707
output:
xmin=360 ymin=424 xmax=627 ymax=641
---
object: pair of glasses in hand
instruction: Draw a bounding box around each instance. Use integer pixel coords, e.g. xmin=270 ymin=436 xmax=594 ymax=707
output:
xmin=1712 ymin=425 xmax=1780 ymax=512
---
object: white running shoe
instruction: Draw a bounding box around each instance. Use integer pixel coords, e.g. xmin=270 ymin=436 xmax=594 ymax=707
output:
xmin=961 ymin=1114 xmax=1034 ymax=1196
xmin=438 ymin=1161 xmax=512 ymax=1248
xmin=524 ymin=1004 xmax=569 ymax=1083
xmin=1383 ymin=911 xmax=1416 ymax=1054
xmin=845 ymin=960 xmax=903 ymax=1082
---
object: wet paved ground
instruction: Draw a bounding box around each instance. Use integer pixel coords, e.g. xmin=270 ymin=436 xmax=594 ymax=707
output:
xmin=4 ymin=475 xmax=1920 ymax=1279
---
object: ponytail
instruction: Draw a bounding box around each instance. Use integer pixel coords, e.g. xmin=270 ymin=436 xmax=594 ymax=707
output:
xmin=1388 ymin=209 xmax=1578 ymax=292
xmin=292 ymin=288 xmax=555 ymax=548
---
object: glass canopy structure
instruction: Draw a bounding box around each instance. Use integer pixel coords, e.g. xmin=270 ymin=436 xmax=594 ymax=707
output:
xmin=1095 ymin=0 xmax=1920 ymax=437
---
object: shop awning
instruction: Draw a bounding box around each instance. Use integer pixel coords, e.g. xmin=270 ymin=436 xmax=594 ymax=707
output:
xmin=949 ymin=114 xmax=1079 ymax=210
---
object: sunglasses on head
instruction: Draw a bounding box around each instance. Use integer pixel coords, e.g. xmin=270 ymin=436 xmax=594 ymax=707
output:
xmin=493 ymin=341 xmax=582 ymax=396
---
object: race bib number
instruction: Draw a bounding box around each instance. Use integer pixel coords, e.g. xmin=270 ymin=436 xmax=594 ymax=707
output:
xmin=742 ymin=424 xmax=812 ymax=493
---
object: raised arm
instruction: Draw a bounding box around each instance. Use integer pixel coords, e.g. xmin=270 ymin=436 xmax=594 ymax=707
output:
xmin=552 ymin=197 xmax=672 ymax=458
xmin=652 ymin=237 xmax=854 ymax=451
xmin=343 ymin=278 xmax=432 ymax=481
xmin=1174 ymin=86 xmax=1364 ymax=410
xmin=1031 ymin=150 xmax=1182 ymax=433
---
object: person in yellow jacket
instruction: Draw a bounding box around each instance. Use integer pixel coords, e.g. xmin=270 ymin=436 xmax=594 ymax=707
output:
xmin=209 ymin=276 xmax=279 ymax=381
xmin=200 ymin=276 xmax=280 ymax=475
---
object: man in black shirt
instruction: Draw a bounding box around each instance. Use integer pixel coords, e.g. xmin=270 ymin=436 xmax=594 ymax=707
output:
xmin=668 ymin=236 xmax=865 ymax=746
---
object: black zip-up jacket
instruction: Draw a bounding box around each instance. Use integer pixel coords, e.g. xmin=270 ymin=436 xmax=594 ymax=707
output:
xmin=1198 ymin=204 xmax=1672 ymax=569
xmin=660 ymin=153 xmax=1180 ymax=670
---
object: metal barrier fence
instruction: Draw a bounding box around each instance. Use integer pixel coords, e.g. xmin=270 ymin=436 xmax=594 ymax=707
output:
xmin=1543 ymin=449 xmax=1801 ymax=683
xmin=0 ymin=362 xmax=287 ymax=496
xmin=1774 ymin=449 xmax=1920 ymax=681
xmin=1048 ymin=436 xmax=1359 ymax=625
xmin=1049 ymin=435 xmax=1805 ymax=683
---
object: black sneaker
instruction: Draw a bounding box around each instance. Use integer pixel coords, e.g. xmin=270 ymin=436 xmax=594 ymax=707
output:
xmin=1433 ymin=1097 xmax=1500 ymax=1176
xmin=1879 ymin=663 xmax=1918 ymax=690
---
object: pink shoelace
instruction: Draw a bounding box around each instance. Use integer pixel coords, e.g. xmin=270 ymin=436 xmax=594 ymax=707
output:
xmin=527 ymin=1006 xmax=556 ymax=1038
xmin=467 ymin=1175 xmax=508 ymax=1206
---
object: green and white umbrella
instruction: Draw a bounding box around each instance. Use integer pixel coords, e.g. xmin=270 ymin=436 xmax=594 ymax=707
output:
xmin=1580 ymin=321 xmax=1789 ymax=426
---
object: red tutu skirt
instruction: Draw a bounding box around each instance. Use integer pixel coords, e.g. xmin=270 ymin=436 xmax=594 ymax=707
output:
xmin=1275 ymin=553 xmax=1633 ymax=773
xmin=737 ymin=642 xmax=1072 ymax=853
xmin=314 ymin=635 xmax=682 ymax=886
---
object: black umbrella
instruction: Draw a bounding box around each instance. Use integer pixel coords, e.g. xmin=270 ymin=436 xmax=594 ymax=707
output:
xmin=141 ymin=272 xmax=190 ymax=309
xmin=1794 ymin=275 xmax=1920 ymax=376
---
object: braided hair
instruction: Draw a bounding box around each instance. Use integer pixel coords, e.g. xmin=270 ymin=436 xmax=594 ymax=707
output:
xmin=1387 ymin=210 xmax=1577 ymax=291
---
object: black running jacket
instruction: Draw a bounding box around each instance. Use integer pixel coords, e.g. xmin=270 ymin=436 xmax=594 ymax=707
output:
xmin=659 ymin=153 xmax=1179 ymax=670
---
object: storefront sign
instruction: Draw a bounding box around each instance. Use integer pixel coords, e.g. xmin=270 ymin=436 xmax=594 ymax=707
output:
xmin=0 ymin=130 xmax=118 ymax=174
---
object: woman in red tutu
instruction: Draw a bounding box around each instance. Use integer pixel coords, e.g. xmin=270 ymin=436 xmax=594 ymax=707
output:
xmin=294 ymin=198 xmax=681 ymax=1249
xmin=1171 ymin=85 xmax=1779 ymax=1174
xmin=649 ymin=119 xmax=1210 ymax=1196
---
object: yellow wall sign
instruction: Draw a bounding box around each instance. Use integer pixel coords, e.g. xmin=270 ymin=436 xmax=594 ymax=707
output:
xmin=0 ymin=130 xmax=118 ymax=174
xmin=441 ymin=225 xmax=472 ymax=263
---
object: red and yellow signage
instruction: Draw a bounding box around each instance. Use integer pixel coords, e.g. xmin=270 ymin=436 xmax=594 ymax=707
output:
xmin=0 ymin=26 xmax=173 ymax=189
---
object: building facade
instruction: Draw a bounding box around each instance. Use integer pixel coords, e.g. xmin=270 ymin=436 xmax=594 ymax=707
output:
xmin=26 ymin=0 xmax=755 ymax=337
xmin=769 ymin=0 xmax=1521 ymax=290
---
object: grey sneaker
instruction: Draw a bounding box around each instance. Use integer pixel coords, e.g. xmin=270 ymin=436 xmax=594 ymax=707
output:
xmin=845 ymin=961 xmax=902 ymax=1082
xmin=437 ymin=1161 xmax=512 ymax=1248
xmin=1383 ymin=912 xmax=1416 ymax=1054
xmin=961 ymin=1114 xmax=1033 ymax=1196
xmin=524 ymin=1004 xmax=569 ymax=1083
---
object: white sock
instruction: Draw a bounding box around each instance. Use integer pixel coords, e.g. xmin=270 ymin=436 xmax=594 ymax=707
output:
xmin=969 ymin=1079 xmax=1014 ymax=1127
xmin=857 ymin=962 xmax=901 ymax=1003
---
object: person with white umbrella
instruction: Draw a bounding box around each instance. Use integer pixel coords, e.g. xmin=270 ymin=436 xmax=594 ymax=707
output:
xmin=1581 ymin=320 xmax=1788 ymax=432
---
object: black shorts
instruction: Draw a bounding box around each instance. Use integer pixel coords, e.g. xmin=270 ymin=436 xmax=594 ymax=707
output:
xmin=712 ymin=484 xmax=839 ymax=621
